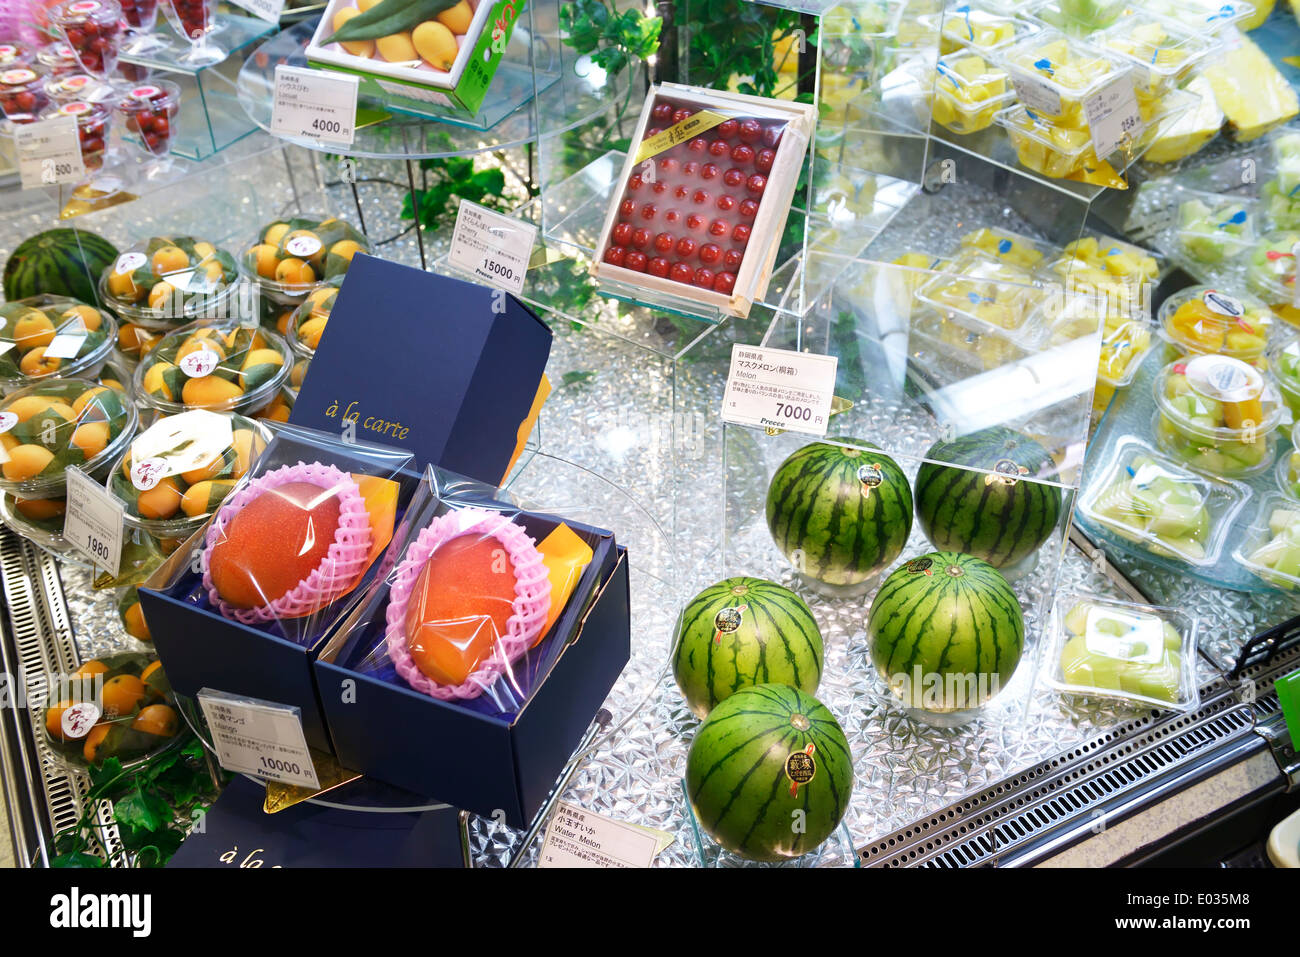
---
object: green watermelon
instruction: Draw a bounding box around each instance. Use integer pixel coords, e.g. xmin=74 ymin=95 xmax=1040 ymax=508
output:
xmin=765 ymin=439 xmax=913 ymax=586
xmin=672 ymin=577 xmax=823 ymax=718
xmin=913 ymin=426 xmax=1062 ymax=569
xmin=685 ymin=684 xmax=853 ymax=862
xmin=867 ymin=551 xmax=1024 ymax=713
xmin=4 ymin=229 xmax=118 ymax=306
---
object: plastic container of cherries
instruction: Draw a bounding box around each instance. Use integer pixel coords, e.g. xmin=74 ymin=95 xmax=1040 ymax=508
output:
xmin=39 ymin=100 xmax=110 ymax=170
xmin=591 ymin=82 xmax=816 ymax=320
xmin=48 ymin=0 xmax=123 ymax=79
xmin=115 ymin=80 xmax=179 ymax=157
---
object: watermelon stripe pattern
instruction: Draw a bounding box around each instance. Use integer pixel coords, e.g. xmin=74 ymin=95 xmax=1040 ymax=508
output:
xmin=914 ymin=427 xmax=1062 ymax=569
xmin=766 ymin=440 xmax=913 ymax=586
xmin=867 ymin=552 xmax=1024 ymax=713
xmin=686 ymin=684 xmax=853 ymax=862
xmin=4 ymin=229 xmax=119 ymax=307
xmin=672 ymin=577 xmax=822 ymax=718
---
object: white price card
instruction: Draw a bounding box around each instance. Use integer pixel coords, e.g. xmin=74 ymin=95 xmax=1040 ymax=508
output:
xmin=44 ymin=332 xmax=86 ymax=360
xmin=447 ymin=200 xmax=538 ymax=295
xmin=1008 ymin=69 xmax=1062 ymax=118
xmin=197 ymin=688 xmax=320 ymax=790
xmin=15 ymin=115 xmax=85 ymax=190
xmin=228 ymin=0 xmax=284 ymax=22
xmin=721 ymin=344 xmax=838 ymax=437
xmin=271 ymin=65 xmax=358 ymax=146
xmin=1084 ymin=72 xmax=1144 ymax=161
xmin=63 ymin=465 xmax=124 ymax=576
xmin=538 ymin=802 xmax=664 ymax=868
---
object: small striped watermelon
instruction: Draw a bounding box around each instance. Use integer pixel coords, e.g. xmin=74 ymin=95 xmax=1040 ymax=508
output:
xmin=4 ymin=229 xmax=118 ymax=306
xmin=766 ymin=439 xmax=913 ymax=586
xmin=686 ymin=684 xmax=853 ymax=862
xmin=867 ymin=551 xmax=1024 ymax=713
xmin=672 ymin=577 xmax=823 ymax=718
xmin=914 ymin=427 xmax=1062 ymax=569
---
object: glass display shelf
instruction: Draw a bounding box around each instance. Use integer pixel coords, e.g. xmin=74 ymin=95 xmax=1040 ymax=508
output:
xmin=237 ymin=18 xmax=639 ymax=160
xmin=119 ymin=13 xmax=275 ymax=76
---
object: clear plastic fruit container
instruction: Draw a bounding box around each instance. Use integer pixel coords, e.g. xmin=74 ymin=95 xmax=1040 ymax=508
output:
xmin=1142 ymin=0 xmax=1257 ymax=35
xmin=35 ymin=42 xmax=81 ymax=78
xmin=1022 ymin=0 xmax=1130 ymax=33
xmin=1046 ymin=297 xmax=1157 ymax=388
xmin=286 ymin=283 xmax=340 ymax=357
xmin=114 ymin=80 xmax=180 ymax=157
xmin=1177 ymin=197 xmax=1257 ymax=265
xmin=930 ymin=1 xmax=1035 ymax=55
xmin=1078 ymin=434 xmax=1251 ymax=566
xmin=108 ymin=409 xmax=271 ymax=539
xmin=933 ymin=52 xmax=1015 ymax=134
xmin=915 ymin=250 xmax=1043 ymax=343
xmin=0 ymin=41 xmax=35 ymax=71
xmin=993 ymin=29 xmax=1129 ymax=126
xmin=287 ymin=355 xmax=311 ymax=396
xmin=0 ymin=295 xmax=117 ymax=392
xmin=120 ymin=0 xmax=161 ymax=34
xmin=1153 ymin=354 xmax=1283 ymax=479
xmin=909 ymin=304 xmax=1032 ymax=371
xmin=1232 ymin=491 xmax=1300 ymax=592
xmin=1158 ymin=285 xmax=1275 ymax=366
xmin=237 ymin=214 xmax=369 ymax=305
xmin=0 ymin=377 xmax=137 ymax=499
xmin=1098 ymin=13 xmax=1210 ymax=107
xmin=1060 ymin=233 xmax=1162 ymax=293
xmin=0 ymin=68 xmax=49 ymax=120
xmin=43 ymin=71 xmax=110 ymax=105
xmin=995 ymin=103 xmax=1099 ymax=178
xmin=98 ymin=235 xmax=240 ymax=329
xmin=1043 ymin=591 xmax=1199 ymax=712
xmin=133 ymin=323 xmax=293 ymax=417
xmin=0 ymin=449 xmax=121 ymax=561
xmin=960 ymin=226 xmax=1054 ymax=270
xmin=1270 ymin=335 xmax=1300 ymax=416
xmin=48 ymin=0 xmax=123 ymax=80
xmin=1245 ymin=231 xmax=1300 ymax=322
xmin=39 ymin=99 xmax=111 ymax=171
xmin=1274 ymin=430 xmax=1300 ymax=502
xmin=1039 ymin=255 xmax=1148 ymax=323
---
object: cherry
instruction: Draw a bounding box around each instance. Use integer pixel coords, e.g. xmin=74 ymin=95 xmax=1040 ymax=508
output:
xmin=739 ymin=199 xmax=760 ymax=219
xmin=723 ymin=249 xmax=744 ymax=270
xmin=731 ymin=144 xmax=754 ymax=164
xmin=654 ymin=232 xmax=675 ymax=253
xmin=645 ymin=127 xmax=662 ymax=139
xmin=627 ymin=173 xmax=644 ymax=192
xmin=716 ymin=119 xmax=738 ymax=138
xmin=675 ymin=237 xmax=697 ymax=258
xmin=682 ymin=161 xmax=699 ymax=176
xmin=611 ymin=223 xmax=632 ymax=246
xmin=701 ymin=164 xmax=720 ymax=180
xmin=694 ymin=268 xmax=715 ymax=288
xmin=708 ymin=140 xmax=729 ymax=158
xmin=619 ymin=198 xmax=635 ymax=217
xmin=623 ymin=250 xmax=648 ymax=272
xmin=651 ymin=181 xmax=668 ymax=195
xmin=763 ymin=127 xmax=783 ymax=149
xmin=733 ymin=223 xmax=751 ymax=245
xmin=672 ymin=108 xmax=693 ymax=125
xmin=669 ymin=262 xmax=694 ymax=283
xmin=631 ymin=227 xmax=651 ymax=248
xmin=687 ymin=137 xmax=708 ymax=153
xmin=714 ymin=272 xmax=737 ymax=294
xmin=723 ymin=168 xmax=744 ymax=188
xmin=604 ymin=246 xmax=626 ymax=266
xmin=739 ymin=119 xmax=762 ymax=143
xmin=686 ymin=213 xmax=706 ymax=231
xmin=659 ymin=157 xmax=678 ymax=174
xmin=708 ymin=219 xmax=729 ymax=237
xmin=692 ymin=188 xmax=710 ymax=205
xmin=746 ymin=174 xmax=767 ymax=195
xmin=652 ymin=103 xmax=672 ymax=122
xmin=755 ymin=148 xmax=775 ymax=174
xmin=648 ymin=257 xmax=670 ymax=278
xmin=698 ymin=243 xmax=721 ymax=265
xmin=639 ymin=203 xmax=658 ymax=221
xmin=674 ymin=185 xmax=689 ymax=199
xmin=716 ymin=194 xmax=737 ymax=212
xmin=664 ymin=209 xmax=682 ymax=225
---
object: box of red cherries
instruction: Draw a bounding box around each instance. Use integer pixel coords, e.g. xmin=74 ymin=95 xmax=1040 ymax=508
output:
xmin=591 ymin=83 xmax=816 ymax=319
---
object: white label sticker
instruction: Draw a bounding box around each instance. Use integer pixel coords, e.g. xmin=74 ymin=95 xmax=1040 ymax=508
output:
xmin=64 ymin=465 xmax=124 ymax=576
xmin=179 ymin=347 xmax=221 ymax=378
xmin=538 ymin=802 xmax=662 ymax=868
xmin=0 ymin=411 xmax=16 ymax=434
xmin=721 ymin=344 xmax=839 ymax=437
xmin=197 ymin=689 xmax=320 ymax=790
xmin=130 ymin=409 xmax=234 ymax=484
xmin=1084 ymin=72 xmax=1144 ymax=161
xmin=1009 ymin=68 xmax=1062 ymax=117
xmin=1202 ymin=290 xmax=1243 ymax=317
xmin=285 ymin=234 xmax=322 ymax=258
xmin=14 ymin=115 xmax=85 ymax=190
xmin=130 ymin=456 xmax=168 ymax=491
xmin=271 ymin=65 xmax=358 ymax=147
xmin=44 ymin=333 xmax=86 ymax=360
xmin=447 ymin=200 xmax=537 ymax=296
xmin=60 ymin=701 xmax=101 ymax=739
xmin=228 ymin=0 xmax=285 ymax=22
xmin=114 ymin=252 xmax=146 ymax=275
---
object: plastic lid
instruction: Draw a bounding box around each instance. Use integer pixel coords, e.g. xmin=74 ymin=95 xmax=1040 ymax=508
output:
xmin=237 ymin=215 xmax=370 ymax=299
xmin=98 ymin=236 xmax=240 ymax=327
xmin=1246 ymin=231 xmax=1300 ymax=305
xmin=133 ymin=324 xmax=293 ymax=417
xmin=1154 ymin=354 xmax=1283 ymax=442
xmin=0 ymin=296 xmax=117 ymax=392
xmin=998 ymin=28 xmax=1126 ymax=100
xmin=1157 ymin=285 xmax=1273 ymax=360
xmin=45 ymin=72 xmax=108 ymax=101
xmin=116 ymin=80 xmax=179 ymax=111
xmin=287 ymin=284 xmax=340 ymax=357
xmin=0 ymin=42 xmax=33 ymax=68
xmin=51 ymin=0 xmax=122 ymax=23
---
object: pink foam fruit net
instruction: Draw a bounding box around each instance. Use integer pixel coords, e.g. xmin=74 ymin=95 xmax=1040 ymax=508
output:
xmin=201 ymin=461 xmax=373 ymax=625
xmin=384 ymin=507 xmax=552 ymax=701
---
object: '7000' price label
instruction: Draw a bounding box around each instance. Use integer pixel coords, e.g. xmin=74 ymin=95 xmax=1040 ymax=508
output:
xmin=721 ymin=345 xmax=838 ymax=437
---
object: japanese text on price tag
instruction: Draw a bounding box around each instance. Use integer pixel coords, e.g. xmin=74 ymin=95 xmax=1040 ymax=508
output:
xmin=722 ymin=345 xmax=838 ymax=437
xmin=1008 ymin=70 xmax=1062 ymax=117
xmin=228 ymin=0 xmax=285 ymax=22
xmin=271 ymin=65 xmax=357 ymax=146
xmin=197 ymin=689 xmax=320 ymax=789
xmin=538 ymin=802 xmax=661 ymax=868
xmin=15 ymin=115 xmax=85 ymax=190
xmin=447 ymin=200 xmax=537 ymax=295
xmin=63 ymin=465 xmax=124 ymax=575
xmin=1084 ymin=72 xmax=1144 ymax=161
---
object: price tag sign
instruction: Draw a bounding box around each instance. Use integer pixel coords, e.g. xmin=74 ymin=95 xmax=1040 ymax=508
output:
xmin=271 ymin=65 xmax=358 ymax=146
xmin=197 ymin=688 xmax=320 ymax=789
xmin=721 ymin=344 xmax=838 ymax=437
xmin=64 ymin=465 xmax=124 ymax=576
xmin=447 ymin=200 xmax=537 ymax=295
xmin=1009 ymin=69 xmax=1062 ymax=117
xmin=538 ymin=802 xmax=663 ymax=868
xmin=228 ymin=0 xmax=284 ymax=22
xmin=1084 ymin=72 xmax=1144 ymax=161
xmin=14 ymin=115 xmax=85 ymax=190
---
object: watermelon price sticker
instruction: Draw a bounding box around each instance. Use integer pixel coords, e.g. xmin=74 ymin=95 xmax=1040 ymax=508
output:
xmin=197 ymin=688 xmax=320 ymax=790
xmin=722 ymin=345 xmax=838 ymax=437
xmin=538 ymin=802 xmax=664 ymax=868
xmin=14 ymin=115 xmax=85 ymax=190
xmin=64 ymin=465 xmax=124 ymax=576
xmin=271 ymin=65 xmax=358 ymax=147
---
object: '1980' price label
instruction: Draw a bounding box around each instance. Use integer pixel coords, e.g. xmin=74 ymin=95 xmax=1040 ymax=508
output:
xmin=63 ymin=465 xmax=124 ymax=575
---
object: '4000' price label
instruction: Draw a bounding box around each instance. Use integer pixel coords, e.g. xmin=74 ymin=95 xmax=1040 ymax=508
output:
xmin=270 ymin=65 xmax=358 ymax=147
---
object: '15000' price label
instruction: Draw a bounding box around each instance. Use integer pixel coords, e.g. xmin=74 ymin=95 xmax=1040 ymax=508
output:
xmin=721 ymin=345 xmax=838 ymax=437
xmin=447 ymin=200 xmax=537 ymax=296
